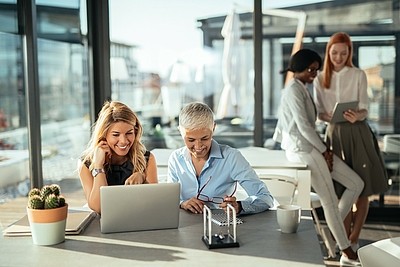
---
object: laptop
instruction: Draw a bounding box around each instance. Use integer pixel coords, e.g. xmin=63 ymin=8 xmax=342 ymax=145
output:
xmin=100 ymin=183 xmax=180 ymax=234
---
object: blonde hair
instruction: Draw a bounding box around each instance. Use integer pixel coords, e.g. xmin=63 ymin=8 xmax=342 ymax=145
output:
xmin=322 ymin=32 xmax=354 ymax=89
xmin=81 ymin=101 xmax=147 ymax=173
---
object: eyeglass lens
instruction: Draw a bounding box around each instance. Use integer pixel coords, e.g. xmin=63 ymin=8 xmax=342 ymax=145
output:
xmin=196 ymin=179 xmax=237 ymax=204
xmin=307 ymin=68 xmax=318 ymax=74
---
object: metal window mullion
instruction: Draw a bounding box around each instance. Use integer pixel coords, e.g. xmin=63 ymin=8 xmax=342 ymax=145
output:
xmin=21 ymin=0 xmax=43 ymax=189
xmin=86 ymin=0 xmax=111 ymax=122
xmin=253 ymin=0 xmax=263 ymax=147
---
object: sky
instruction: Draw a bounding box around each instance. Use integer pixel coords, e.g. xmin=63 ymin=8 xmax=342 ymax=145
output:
xmin=108 ymin=0 xmax=332 ymax=76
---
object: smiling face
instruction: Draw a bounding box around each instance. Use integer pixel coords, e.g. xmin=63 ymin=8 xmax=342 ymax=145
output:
xmin=329 ymin=43 xmax=349 ymax=71
xmin=294 ymin=61 xmax=320 ymax=85
xmin=105 ymin=121 xmax=135 ymax=159
xmin=179 ymin=126 xmax=214 ymax=160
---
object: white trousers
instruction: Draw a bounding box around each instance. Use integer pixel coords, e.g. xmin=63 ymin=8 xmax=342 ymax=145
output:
xmin=286 ymin=148 xmax=364 ymax=250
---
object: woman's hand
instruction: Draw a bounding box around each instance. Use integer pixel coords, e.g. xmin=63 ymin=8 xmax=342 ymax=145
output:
xmin=318 ymin=112 xmax=332 ymax=123
xmin=125 ymin=172 xmax=145 ymax=185
xmin=93 ymin=140 xmax=111 ymax=168
xmin=343 ymin=109 xmax=359 ymax=123
xmin=219 ymin=195 xmax=242 ymax=214
xmin=322 ymin=149 xmax=333 ymax=172
xmin=181 ymin=198 xmax=205 ymax=214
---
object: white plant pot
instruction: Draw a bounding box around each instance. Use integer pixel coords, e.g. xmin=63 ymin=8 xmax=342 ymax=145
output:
xmin=26 ymin=204 xmax=68 ymax=246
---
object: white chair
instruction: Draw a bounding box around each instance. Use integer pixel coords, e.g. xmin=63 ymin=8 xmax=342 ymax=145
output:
xmin=258 ymin=174 xmax=298 ymax=207
xmin=358 ymin=237 xmax=400 ymax=267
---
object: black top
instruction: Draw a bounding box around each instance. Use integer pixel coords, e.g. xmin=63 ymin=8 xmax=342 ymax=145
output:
xmin=85 ymin=150 xmax=150 ymax=185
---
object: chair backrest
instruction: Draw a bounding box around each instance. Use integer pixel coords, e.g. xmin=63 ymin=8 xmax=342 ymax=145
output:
xmin=358 ymin=237 xmax=400 ymax=267
xmin=383 ymin=134 xmax=400 ymax=154
xmin=258 ymin=174 xmax=298 ymax=206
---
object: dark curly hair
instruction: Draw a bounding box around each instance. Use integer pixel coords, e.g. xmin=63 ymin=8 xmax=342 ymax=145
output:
xmin=281 ymin=49 xmax=322 ymax=74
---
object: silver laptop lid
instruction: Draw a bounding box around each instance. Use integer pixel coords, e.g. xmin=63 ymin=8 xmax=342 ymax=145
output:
xmin=100 ymin=183 xmax=180 ymax=234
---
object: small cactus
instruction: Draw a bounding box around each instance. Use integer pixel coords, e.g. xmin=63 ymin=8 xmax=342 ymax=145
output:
xmin=28 ymin=184 xmax=66 ymax=209
xmin=29 ymin=195 xmax=44 ymax=209
xmin=28 ymin=188 xmax=41 ymax=198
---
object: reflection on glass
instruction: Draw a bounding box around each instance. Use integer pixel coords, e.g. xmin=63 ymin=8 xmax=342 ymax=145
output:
xmin=0 ymin=32 xmax=30 ymax=204
xmin=0 ymin=1 xmax=89 ymax=207
xmin=37 ymin=39 xmax=90 ymax=183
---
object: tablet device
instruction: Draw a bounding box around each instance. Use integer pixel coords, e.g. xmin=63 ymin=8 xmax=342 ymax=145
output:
xmin=330 ymin=101 xmax=359 ymax=123
xmin=100 ymin=183 xmax=180 ymax=234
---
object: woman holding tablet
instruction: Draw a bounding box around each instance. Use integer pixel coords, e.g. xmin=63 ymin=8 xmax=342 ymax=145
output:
xmin=313 ymin=32 xmax=388 ymax=252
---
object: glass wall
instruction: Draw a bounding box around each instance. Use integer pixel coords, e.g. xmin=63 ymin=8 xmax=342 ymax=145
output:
xmin=0 ymin=0 xmax=90 ymax=207
xmin=358 ymin=45 xmax=398 ymax=207
xmin=0 ymin=0 xmax=398 ymax=222
xmin=0 ymin=0 xmax=29 ymax=203
xmin=0 ymin=31 xmax=29 ymax=203
xmin=38 ymin=38 xmax=90 ymax=182
xmin=108 ymin=0 xmax=399 ymax=212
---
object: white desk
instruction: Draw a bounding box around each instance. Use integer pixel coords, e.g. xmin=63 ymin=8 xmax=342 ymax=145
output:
xmin=152 ymin=147 xmax=311 ymax=209
xmin=0 ymin=209 xmax=325 ymax=266
xmin=238 ymin=147 xmax=311 ymax=209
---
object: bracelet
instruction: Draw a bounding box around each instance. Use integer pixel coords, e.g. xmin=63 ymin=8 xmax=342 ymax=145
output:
xmin=92 ymin=168 xmax=105 ymax=177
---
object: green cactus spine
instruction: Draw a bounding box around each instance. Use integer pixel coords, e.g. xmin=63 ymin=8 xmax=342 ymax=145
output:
xmin=59 ymin=195 xmax=66 ymax=207
xmin=29 ymin=195 xmax=44 ymax=209
xmin=40 ymin=185 xmax=53 ymax=199
xmin=50 ymin=184 xmax=61 ymax=196
xmin=28 ymin=188 xmax=41 ymax=198
xmin=44 ymin=194 xmax=60 ymax=209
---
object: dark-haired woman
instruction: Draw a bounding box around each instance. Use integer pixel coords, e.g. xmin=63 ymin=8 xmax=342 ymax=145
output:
xmin=274 ymin=49 xmax=364 ymax=266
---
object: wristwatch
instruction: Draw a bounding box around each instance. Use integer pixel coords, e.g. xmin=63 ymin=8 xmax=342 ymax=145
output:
xmin=91 ymin=168 xmax=105 ymax=177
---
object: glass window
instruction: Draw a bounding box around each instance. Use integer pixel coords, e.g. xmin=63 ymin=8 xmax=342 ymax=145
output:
xmin=0 ymin=0 xmax=29 ymax=209
xmin=359 ymin=46 xmax=395 ymax=132
xmin=359 ymin=45 xmax=398 ymax=207
xmin=0 ymin=0 xmax=18 ymax=34
xmin=38 ymin=38 xmax=90 ymax=182
xmin=0 ymin=32 xmax=29 ymax=207
xmin=1 ymin=0 xmax=398 ymax=227
xmin=109 ymin=0 xmax=399 ymax=212
xmin=0 ymin=0 xmax=89 ymax=217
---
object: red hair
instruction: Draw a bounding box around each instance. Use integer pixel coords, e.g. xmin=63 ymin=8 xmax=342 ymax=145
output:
xmin=322 ymin=32 xmax=354 ymax=89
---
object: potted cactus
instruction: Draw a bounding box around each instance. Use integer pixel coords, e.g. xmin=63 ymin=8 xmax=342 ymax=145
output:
xmin=26 ymin=184 xmax=68 ymax=245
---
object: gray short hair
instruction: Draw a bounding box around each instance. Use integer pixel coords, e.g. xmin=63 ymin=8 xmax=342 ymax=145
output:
xmin=179 ymin=102 xmax=214 ymax=130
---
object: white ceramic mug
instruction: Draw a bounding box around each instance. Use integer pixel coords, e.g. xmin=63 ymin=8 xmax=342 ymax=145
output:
xmin=276 ymin=204 xmax=301 ymax=233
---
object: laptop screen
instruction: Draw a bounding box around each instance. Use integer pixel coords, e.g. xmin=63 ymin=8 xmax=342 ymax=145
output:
xmin=100 ymin=183 xmax=180 ymax=233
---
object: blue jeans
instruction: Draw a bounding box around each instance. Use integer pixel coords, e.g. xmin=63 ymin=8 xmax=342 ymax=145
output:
xmin=286 ymin=148 xmax=364 ymax=250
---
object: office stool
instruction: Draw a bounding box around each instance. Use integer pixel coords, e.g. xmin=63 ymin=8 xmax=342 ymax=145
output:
xmin=309 ymin=192 xmax=337 ymax=259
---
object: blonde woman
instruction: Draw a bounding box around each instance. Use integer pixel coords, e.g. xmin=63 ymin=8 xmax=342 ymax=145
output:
xmin=78 ymin=101 xmax=158 ymax=213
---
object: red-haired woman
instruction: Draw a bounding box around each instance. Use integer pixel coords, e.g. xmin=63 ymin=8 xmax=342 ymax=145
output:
xmin=314 ymin=32 xmax=388 ymax=253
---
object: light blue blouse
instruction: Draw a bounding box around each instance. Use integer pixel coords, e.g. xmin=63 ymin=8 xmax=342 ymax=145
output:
xmin=167 ymin=139 xmax=274 ymax=214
